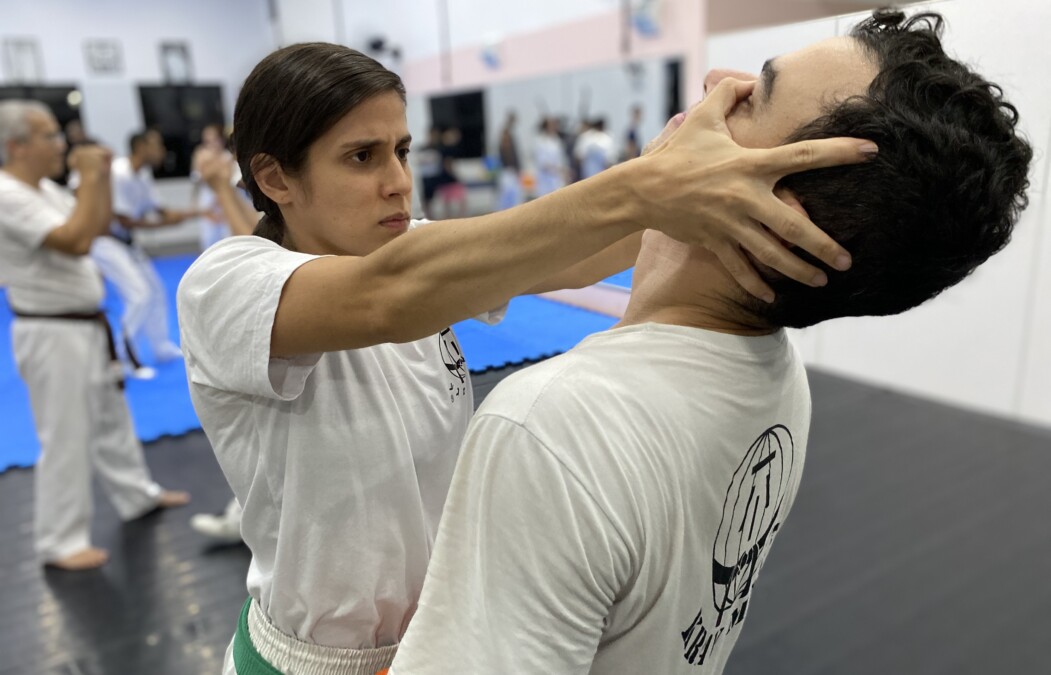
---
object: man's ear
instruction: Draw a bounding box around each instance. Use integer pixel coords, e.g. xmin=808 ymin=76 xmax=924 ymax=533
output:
xmin=251 ymin=154 xmax=293 ymax=206
xmin=4 ymin=138 xmax=22 ymax=164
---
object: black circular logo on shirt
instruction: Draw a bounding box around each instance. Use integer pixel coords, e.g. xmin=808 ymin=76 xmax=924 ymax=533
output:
xmin=439 ymin=328 xmax=466 ymax=383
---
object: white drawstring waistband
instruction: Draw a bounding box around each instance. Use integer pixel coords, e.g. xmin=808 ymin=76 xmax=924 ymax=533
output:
xmin=247 ymin=599 xmax=397 ymax=675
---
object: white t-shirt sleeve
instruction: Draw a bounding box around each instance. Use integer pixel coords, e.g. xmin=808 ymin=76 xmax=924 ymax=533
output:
xmin=144 ymin=171 xmax=164 ymax=211
xmin=0 ymin=182 xmax=67 ymax=250
xmin=111 ymin=174 xmax=138 ymax=218
xmin=177 ymin=238 xmax=324 ymax=400
xmin=392 ymin=414 xmax=630 ymax=674
xmin=408 ymin=218 xmax=507 ymax=325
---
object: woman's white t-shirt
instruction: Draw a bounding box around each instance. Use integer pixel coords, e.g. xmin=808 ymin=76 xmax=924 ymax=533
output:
xmin=177 ymin=233 xmax=479 ymax=649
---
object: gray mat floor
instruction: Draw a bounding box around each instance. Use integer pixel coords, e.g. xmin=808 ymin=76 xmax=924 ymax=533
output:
xmin=0 ymin=366 xmax=1048 ymax=674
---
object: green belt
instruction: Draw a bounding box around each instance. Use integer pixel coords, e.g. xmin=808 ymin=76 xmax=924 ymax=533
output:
xmin=233 ymin=597 xmax=283 ymax=675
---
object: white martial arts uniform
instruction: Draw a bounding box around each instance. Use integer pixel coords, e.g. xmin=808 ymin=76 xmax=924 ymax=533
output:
xmin=0 ymin=171 xmax=163 ymax=562
xmin=192 ymin=152 xmax=243 ymax=251
xmin=90 ymin=156 xmax=180 ymax=364
xmin=177 ymin=227 xmax=502 ymax=674
xmin=392 ymin=323 xmax=811 ymax=675
xmin=533 ymin=134 xmax=567 ymax=197
xmin=574 ymin=128 xmax=617 ymax=179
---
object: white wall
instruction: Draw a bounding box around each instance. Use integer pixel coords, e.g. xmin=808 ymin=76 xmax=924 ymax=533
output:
xmin=338 ymin=0 xmax=620 ymax=62
xmin=0 ymin=0 xmax=274 ymax=152
xmin=709 ymin=0 xmax=1051 ymax=427
xmin=0 ymin=0 xmax=277 ymax=248
xmin=275 ymin=0 xmax=337 ymax=45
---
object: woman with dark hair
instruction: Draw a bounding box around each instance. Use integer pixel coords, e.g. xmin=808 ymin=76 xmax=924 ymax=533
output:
xmin=176 ymin=43 xmax=871 ymax=674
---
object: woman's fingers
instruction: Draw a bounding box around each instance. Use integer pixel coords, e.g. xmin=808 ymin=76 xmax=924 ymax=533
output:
xmin=648 ymin=78 xmax=755 ymax=155
xmin=750 ymin=191 xmax=852 ymax=272
xmin=682 ymin=78 xmax=756 ymax=134
xmin=761 ymin=136 xmax=878 ymax=175
xmin=642 ymin=111 xmax=687 ymax=156
xmin=712 ymin=240 xmax=776 ymax=303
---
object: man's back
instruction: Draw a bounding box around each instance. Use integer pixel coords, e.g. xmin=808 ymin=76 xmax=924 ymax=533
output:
xmin=395 ymin=322 xmax=812 ymax=674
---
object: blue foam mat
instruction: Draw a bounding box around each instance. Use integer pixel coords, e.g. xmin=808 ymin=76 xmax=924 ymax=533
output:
xmin=1 ymin=254 xmax=618 ymax=472
xmin=603 ymin=268 xmax=634 ymax=289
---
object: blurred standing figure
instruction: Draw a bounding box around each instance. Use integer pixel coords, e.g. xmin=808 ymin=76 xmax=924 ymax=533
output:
xmin=89 ymin=129 xmax=202 ymax=372
xmin=574 ymin=117 xmax=617 ymax=179
xmin=435 ymin=127 xmax=468 ymax=218
xmin=564 ymin=118 xmax=588 ymax=183
xmin=624 ymin=104 xmax=644 ymax=160
xmin=416 ymin=126 xmax=444 ymax=218
xmin=0 ymin=101 xmax=190 ymax=571
xmin=533 ymin=117 xmax=567 ymax=198
xmin=57 ymin=118 xmax=95 ymax=185
xmin=497 ymin=111 xmax=522 ymax=210
xmin=191 ymin=123 xmax=245 ymax=250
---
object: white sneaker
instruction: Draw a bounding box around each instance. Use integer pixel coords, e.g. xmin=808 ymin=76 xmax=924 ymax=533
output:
xmin=190 ymin=512 xmax=243 ymax=543
xmin=153 ymin=342 xmax=184 ymax=363
xmin=127 ymin=365 xmax=158 ymax=380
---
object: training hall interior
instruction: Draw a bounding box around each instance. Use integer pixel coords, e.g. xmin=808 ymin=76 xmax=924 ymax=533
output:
xmin=0 ymin=0 xmax=1049 ymax=673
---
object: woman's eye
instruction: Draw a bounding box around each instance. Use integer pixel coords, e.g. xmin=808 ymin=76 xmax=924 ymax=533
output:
xmin=397 ymin=147 xmax=411 ymax=160
xmin=351 ymin=150 xmax=371 ymax=162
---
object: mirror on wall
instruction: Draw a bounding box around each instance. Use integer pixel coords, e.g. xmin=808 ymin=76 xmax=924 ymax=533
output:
xmin=410 ymin=54 xmax=683 ymax=217
xmin=138 ymin=84 xmax=224 ymax=178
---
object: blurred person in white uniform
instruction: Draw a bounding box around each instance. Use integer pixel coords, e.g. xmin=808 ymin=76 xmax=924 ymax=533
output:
xmin=177 ymin=44 xmax=869 ymax=675
xmin=89 ymin=128 xmax=202 ymax=372
xmin=496 ymin=111 xmax=522 ymax=210
xmin=623 ymin=103 xmax=644 ymax=160
xmin=0 ymin=101 xmax=191 ymax=571
xmin=185 ymin=149 xmax=260 ymax=545
xmin=192 ymin=123 xmax=252 ymax=250
xmin=532 ymin=116 xmax=568 ymax=198
xmin=574 ymin=117 xmax=617 ymax=179
xmin=391 ymin=10 xmax=1033 ymax=674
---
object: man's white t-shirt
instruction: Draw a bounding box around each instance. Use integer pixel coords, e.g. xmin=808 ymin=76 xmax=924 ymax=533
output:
xmin=177 ymin=233 xmax=482 ymax=650
xmin=110 ymin=156 xmax=162 ymax=241
xmin=0 ymin=171 xmax=103 ymax=313
xmin=574 ymin=129 xmax=617 ymax=179
xmin=393 ymin=323 xmax=811 ymax=674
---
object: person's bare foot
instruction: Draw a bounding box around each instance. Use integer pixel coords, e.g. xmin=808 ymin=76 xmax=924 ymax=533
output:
xmin=45 ymin=547 xmax=109 ymax=571
xmin=157 ymin=490 xmax=191 ymax=508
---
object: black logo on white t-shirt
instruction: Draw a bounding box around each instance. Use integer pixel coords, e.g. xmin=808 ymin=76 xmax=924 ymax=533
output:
xmin=439 ymin=328 xmax=468 ymax=401
xmin=681 ymin=425 xmax=797 ymax=666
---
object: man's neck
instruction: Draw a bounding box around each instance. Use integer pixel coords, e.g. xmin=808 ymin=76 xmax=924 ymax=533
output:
xmin=130 ymin=155 xmax=147 ymax=172
xmin=1 ymin=165 xmax=44 ymax=190
xmin=618 ymin=231 xmax=775 ymax=336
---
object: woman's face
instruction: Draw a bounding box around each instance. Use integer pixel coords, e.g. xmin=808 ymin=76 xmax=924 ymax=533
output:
xmin=202 ymin=126 xmax=224 ymax=150
xmin=280 ymin=91 xmax=413 ymax=257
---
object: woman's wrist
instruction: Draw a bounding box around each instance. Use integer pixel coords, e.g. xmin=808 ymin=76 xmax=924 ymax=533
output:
xmin=572 ymin=161 xmax=647 ymax=235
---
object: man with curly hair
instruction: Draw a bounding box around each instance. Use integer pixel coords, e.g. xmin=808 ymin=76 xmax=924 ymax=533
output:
xmin=390 ymin=9 xmax=1032 ymax=675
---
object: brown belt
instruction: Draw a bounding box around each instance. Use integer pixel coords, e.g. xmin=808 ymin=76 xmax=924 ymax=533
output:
xmin=12 ymin=309 xmax=124 ymax=387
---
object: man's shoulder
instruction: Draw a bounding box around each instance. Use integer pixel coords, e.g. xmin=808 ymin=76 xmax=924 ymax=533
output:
xmin=39 ymin=178 xmax=70 ymax=197
xmin=474 ymin=353 xmax=581 ymax=425
xmin=0 ymin=171 xmax=25 ymax=197
xmin=474 ymin=342 xmax=622 ymax=429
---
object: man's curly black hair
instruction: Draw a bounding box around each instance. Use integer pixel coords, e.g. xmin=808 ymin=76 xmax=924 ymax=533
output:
xmin=752 ymin=8 xmax=1033 ymax=328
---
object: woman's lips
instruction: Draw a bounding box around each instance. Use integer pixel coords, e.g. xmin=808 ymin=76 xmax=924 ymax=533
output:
xmin=380 ymin=217 xmax=409 ymax=229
